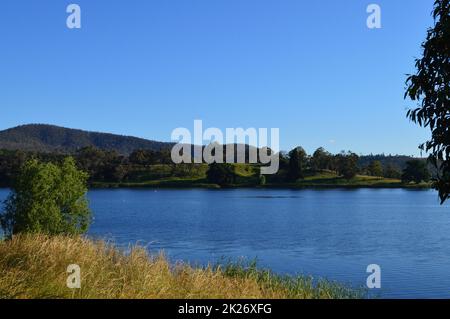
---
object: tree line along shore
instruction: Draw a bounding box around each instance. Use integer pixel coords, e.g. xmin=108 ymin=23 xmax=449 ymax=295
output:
xmin=0 ymin=146 xmax=433 ymax=189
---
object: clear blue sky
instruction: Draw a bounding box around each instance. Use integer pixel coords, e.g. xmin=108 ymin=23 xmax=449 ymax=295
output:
xmin=0 ymin=0 xmax=435 ymax=155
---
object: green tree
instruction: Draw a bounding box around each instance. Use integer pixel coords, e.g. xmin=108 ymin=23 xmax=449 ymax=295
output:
xmin=367 ymin=160 xmax=383 ymax=177
xmin=76 ymin=147 xmax=128 ymax=183
xmin=336 ymin=152 xmax=359 ymax=180
xmin=384 ymin=164 xmax=402 ymax=179
xmin=76 ymin=146 xmax=107 ymax=181
xmin=311 ymin=147 xmax=332 ymax=172
xmin=401 ymin=160 xmax=431 ymax=184
xmin=278 ymin=152 xmax=290 ymax=170
xmin=129 ymin=149 xmax=157 ymax=165
xmin=288 ymin=147 xmax=308 ymax=181
xmin=259 ymin=174 xmax=266 ymax=186
xmin=0 ymin=157 xmax=91 ymax=238
xmin=405 ymin=0 xmax=450 ymax=203
xmin=0 ymin=150 xmax=28 ymax=187
xmin=206 ymin=163 xmax=236 ymax=187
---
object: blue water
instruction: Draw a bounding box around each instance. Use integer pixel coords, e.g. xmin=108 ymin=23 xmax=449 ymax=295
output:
xmin=0 ymin=188 xmax=449 ymax=298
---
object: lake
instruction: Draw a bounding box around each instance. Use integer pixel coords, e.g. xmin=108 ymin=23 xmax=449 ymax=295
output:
xmin=0 ymin=187 xmax=449 ymax=298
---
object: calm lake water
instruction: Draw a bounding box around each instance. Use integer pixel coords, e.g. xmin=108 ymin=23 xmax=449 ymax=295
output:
xmin=1 ymin=187 xmax=449 ymax=298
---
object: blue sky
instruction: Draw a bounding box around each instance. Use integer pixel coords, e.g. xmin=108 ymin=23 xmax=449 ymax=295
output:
xmin=0 ymin=0 xmax=435 ymax=155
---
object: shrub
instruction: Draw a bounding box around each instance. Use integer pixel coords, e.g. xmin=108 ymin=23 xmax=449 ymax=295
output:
xmin=401 ymin=160 xmax=431 ymax=184
xmin=0 ymin=157 xmax=91 ymax=237
xmin=206 ymin=163 xmax=236 ymax=187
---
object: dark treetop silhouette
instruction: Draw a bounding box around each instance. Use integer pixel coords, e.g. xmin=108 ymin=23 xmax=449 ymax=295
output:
xmin=405 ymin=0 xmax=450 ymax=204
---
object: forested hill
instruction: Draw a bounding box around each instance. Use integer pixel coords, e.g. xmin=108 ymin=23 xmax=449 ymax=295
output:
xmin=0 ymin=124 xmax=173 ymax=155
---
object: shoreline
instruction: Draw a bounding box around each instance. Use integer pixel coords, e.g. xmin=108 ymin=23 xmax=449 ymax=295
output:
xmin=0 ymin=181 xmax=433 ymax=193
xmin=88 ymin=182 xmax=432 ymax=190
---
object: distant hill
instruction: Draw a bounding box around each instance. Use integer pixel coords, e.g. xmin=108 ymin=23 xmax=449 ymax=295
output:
xmin=0 ymin=124 xmax=173 ymax=155
xmin=0 ymin=124 xmax=425 ymax=168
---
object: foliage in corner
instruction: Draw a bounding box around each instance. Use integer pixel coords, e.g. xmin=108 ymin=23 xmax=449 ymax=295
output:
xmin=405 ymin=0 xmax=450 ymax=203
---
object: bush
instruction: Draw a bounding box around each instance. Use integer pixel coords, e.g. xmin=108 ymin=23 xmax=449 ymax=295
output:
xmin=401 ymin=160 xmax=431 ymax=184
xmin=367 ymin=160 xmax=383 ymax=177
xmin=206 ymin=163 xmax=236 ymax=187
xmin=0 ymin=157 xmax=91 ymax=237
xmin=383 ymin=164 xmax=402 ymax=179
xmin=259 ymin=175 xmax=266 ymax=186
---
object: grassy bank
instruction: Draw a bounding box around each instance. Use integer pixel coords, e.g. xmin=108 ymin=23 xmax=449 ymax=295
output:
xmin=91 ymin=169 xmax=430 ymax=190
xmin=287 ymin=172 xmax=430 ymax=189
xmin=0 ymin=234 xmax=363 ymax=299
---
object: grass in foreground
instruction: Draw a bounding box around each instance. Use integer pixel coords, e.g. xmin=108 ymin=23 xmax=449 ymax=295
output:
xmin=0 ymin=234 xmax=363 ymax=299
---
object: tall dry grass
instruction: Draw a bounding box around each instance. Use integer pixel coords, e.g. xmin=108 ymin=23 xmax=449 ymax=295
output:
xmin=0 ymin=234 xmax=363 ymax=299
